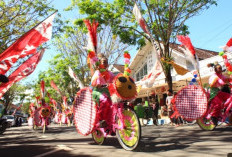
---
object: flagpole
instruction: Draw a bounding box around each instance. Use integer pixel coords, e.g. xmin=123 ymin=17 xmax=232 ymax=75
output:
xmin=132 ymin=1 xmax=164 ymax=72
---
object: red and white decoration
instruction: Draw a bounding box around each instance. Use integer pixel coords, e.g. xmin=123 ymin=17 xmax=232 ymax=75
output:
xmin=222 ymin=38 xmax=232 ymax=52
xmin=175 ymin=85 xmax=208 ymax=120
xmin=177 ymin=35 xmax=199 ymax=70
xmin=74 ymin=87 xmax=96 ymax=136
xmin=139 ymin=60 xmax=163 ymax=88
xmin=50 ymin=80 xmax=62 ymax=95
xmin=0 ymin=12 xmax=56 ymax=75
xmin=0 ymin=50 xmax=44 ymax=99
xmin=68 ymin=67 xmax=84 ymax=89
xmin=133 ymin=3 xmax=149 ymax=34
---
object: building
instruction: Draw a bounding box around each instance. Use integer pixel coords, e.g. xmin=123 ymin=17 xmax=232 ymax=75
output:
xmin=129 ymin=41 xmax=230 ymax=103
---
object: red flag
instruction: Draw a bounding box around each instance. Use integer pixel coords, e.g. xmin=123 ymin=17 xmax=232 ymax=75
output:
xmin=0 ymin=50 xmax=45 ymax=99
xmin=40 ymin=80 xmax=46 ymax=99
xmin=50 ymin=80 xmax=62 ymax=95
xmin=63 ymin=96 xmax=67 ymax=108
xmin=0 ymin=12 xmax=56 ymax=75
xmin=133 ymin=3 xmax=149 ymax=34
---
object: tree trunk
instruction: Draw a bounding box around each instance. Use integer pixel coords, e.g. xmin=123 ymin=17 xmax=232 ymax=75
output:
xmin=166 ymin=69 xmax=173 ymax=92
xmin=163 ymin=44 xmax=173 ymax=92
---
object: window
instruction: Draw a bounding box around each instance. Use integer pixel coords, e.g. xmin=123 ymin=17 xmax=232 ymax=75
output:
xmin=136 ymin=64 xmax=148 ymax=81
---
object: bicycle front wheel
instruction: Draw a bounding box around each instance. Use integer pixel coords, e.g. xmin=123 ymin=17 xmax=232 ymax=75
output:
xmin=92 ymin=129 xmax=105 ymax=145
xmin=116 ymin=107 xmax=141 ymax=151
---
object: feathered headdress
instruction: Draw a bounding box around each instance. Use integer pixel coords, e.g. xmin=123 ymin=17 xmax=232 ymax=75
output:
xmin=84 ymin=19 xmax=99 ymax=69
xmin=222 ymin=38 xmax=232 ymax=52
xmin=83 ymin=19 xmax=99 ymax=53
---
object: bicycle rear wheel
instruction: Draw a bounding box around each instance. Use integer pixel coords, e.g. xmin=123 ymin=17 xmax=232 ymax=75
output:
xmin=197 ymin=116 xmax=216 ymax=131
xmin=116 ymin=107 xmax=141 ymax=150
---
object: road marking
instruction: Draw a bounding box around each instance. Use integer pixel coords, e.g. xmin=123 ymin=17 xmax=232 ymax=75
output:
xmin=33 ymin=149 xmax=60 ymax=157
xmin=33 ymin=145 xmax=73 ymax=157
xmin=57 ymin=144 xmax=73 ymax=150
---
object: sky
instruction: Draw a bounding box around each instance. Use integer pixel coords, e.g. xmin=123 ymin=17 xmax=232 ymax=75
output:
xmin=21 ymin=0 xmax=232 ymax=84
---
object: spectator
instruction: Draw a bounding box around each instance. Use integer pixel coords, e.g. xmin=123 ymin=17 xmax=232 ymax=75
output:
xmin=166 ymin=89 xmax=174 ymax=125
xmin=151 ymin=96 xmax=159 ymax=125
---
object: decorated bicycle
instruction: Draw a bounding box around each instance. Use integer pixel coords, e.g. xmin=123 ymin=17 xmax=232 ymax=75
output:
xmin=173 ymin=36 xmax=232 ymax=131
xmin=73 ymin=20 xmax=141 ymax=150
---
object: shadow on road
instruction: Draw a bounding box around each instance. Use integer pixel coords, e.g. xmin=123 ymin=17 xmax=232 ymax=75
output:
xmin=0 ymin=145 xmax=97 ymax=157
xmin=133 ymin=125 xmax=232 ymax=152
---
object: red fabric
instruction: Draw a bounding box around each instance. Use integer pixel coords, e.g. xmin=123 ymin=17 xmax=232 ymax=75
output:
xmin=139 ymin=19 xmax=149 ymax=34
xmin=96 ymin=94 xmax=113 ymax=130
xmin=0 ymin=13 xmax=56 ymax=75
xmin=175 ymin=85 xmax=208 ymax=120
xmin=210 ymin=91 xmax=230 ymax=117
xmin=83 ymin=19 xmax=98 ymax=48
xmin=50 ymin=80 xmax=62 ymax=95
xmin=226 ymin=38 xmax=232 ymax=47
xmin=177 ymin=35 xmax=195 ymax=55
xmin=63 ymin=96 xmax=67 ymax=108
xmin=40 ymin=80 xmax=45 ymax=99
xmin=0 ymin=51 xmax=44 ymax=99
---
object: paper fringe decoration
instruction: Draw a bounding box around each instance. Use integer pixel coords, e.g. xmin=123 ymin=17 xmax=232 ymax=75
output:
xmin=222 ymin=38 xmax=232 ymax=52
xmin=83 ymin=19 xmax=99 ymax=52
xmin=177 ymin=35 xmax=196 ymax=56
xmin=123 ymin=51 xmax=131 ymax=76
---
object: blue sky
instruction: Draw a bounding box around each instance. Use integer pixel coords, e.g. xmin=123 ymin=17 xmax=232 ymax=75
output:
xmin=22 ymin=0 xmax=232 ymax=83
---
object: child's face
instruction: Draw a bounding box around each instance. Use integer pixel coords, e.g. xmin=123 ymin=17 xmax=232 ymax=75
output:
xmin=100 ymin=58 xmax=108 ymax=68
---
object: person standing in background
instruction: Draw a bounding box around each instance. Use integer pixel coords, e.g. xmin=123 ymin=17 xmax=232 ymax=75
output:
xmin=166 ymin=89 xmax=174 ymax=125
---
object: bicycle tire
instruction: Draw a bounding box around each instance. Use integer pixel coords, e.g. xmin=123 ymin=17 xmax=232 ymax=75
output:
xmin=196 ymin=116 xmax=216 ymax=131
xmin=116 ymin=107 xmax=141 ymax=151
xmin=92 ymin=129 xmax=105 ymax=145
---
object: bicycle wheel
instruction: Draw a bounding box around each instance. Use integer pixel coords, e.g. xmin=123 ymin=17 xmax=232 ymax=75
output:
xmin=92 ymin=129 xmax=105 ymax=145
xmin=116 ymin=107 xmax=141 ymax=150
xmin=196 ymin=116 xmax=216 ymax=131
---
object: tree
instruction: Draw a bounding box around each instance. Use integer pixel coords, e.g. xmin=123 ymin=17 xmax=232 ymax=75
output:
xmin=68 ymin=0 xmax=217 ymax=91
xmin=31 ymin=52 xmax=81 ymax=105
xmin=1 ymin=83 xmax=28 ymax=114
xmin=53 ymin=23 xmax=129 ymax=81
xmin=0 ymin=0 xmax=60 ymax=53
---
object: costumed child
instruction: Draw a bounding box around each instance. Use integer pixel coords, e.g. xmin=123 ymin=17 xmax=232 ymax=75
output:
xmin=208 ymin=64 xmax=232 ymax=125
xmin=90 ymin=53 xmax=114 ymax=129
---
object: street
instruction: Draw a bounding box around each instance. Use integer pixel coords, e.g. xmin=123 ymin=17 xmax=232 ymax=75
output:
xmin=0 ymin=123 xmax=232 ymax=157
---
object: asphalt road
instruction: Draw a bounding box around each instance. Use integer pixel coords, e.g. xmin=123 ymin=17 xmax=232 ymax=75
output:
xmin=0 ymin=123 xmax=232 ymax=157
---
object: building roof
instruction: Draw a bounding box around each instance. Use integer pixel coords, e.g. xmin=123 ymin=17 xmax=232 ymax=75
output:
xmin=112 ymin=64 xmax=124 ymax=73
xmin=169 ymin=43 xmax=218 ymax=60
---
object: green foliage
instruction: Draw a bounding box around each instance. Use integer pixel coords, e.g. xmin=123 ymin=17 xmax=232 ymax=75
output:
xmin=33 ymin=52 xmax=81 ymax=104
xmin=1 ymin=83 xmax=29 ymax=113
xmin=0 ymin=0 xmax=60 ymax=53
